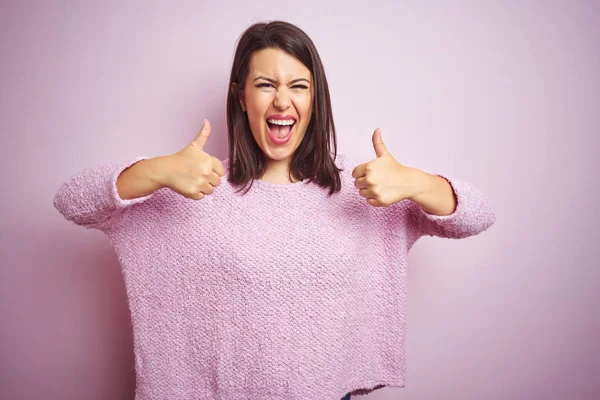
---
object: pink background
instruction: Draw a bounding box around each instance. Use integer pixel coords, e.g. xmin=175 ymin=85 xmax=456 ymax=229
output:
xmin=1 ymin=1 xmax=598 ymax=399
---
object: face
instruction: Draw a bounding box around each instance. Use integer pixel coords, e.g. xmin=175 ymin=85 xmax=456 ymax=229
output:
xmin=237 ymin=48 xmax=314 ymax=170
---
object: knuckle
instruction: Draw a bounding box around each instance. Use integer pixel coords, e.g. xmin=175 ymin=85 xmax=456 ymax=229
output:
xmin=200 ymin=166 xmax=212 ymax=176
xmin=199 ymin=160 xmax=212 ymax=175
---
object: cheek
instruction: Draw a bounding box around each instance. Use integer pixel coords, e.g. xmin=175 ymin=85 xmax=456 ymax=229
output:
xmin=246 ymin=92 xmax=266 ymax=114
xmin=247 ymin=95 xmax=268 ymax=125
xmin=303 ymin=91 xmax=314 ymax=108
xmin=293 ymin=94 xmax=313 ymax=114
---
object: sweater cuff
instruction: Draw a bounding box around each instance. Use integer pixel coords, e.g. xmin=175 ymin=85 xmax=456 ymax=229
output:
xmin=416 ymin=174 xmax=466 ymax=236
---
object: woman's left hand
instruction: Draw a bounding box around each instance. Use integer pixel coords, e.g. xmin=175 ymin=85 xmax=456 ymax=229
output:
xmin=352 ymin=128 xmax=423 ymax=207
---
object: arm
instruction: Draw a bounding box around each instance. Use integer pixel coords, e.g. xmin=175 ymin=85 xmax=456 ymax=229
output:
xmin=409 ymin=169 xmax=458 ymax=216
xmin=53 ymin=156 xmax=165 ymax=231
xmin=407 ymin=170 xmax=496 ymax=240
xmin=116 ymin=156 xmax=166 ymax=200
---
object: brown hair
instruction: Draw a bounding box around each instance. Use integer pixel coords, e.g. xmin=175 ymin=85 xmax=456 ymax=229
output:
xmin=226 ymin=20 xmax=342 ymax=195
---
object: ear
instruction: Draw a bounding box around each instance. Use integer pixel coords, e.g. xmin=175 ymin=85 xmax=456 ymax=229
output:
xmin=240 ymin=93 xmax=246 ymax=112
xmin=232 ymin=82 xmax=246 ymax=112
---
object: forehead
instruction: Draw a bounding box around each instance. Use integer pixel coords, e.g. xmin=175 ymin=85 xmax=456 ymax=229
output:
xmin=248 ymin=48 xmax=311 ymax=80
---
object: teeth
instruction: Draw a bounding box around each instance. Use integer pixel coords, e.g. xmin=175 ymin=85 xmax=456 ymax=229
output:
xmin=267 ymin=119 xmax=295 ymax=126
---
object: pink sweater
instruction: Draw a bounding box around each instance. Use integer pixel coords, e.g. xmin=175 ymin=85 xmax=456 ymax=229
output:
xmin=53 ymin=153 xmax=495 ymax=400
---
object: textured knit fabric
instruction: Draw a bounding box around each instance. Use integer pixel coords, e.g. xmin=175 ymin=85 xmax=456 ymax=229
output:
xmin=53 ymin=152 xmax=496 ymax=400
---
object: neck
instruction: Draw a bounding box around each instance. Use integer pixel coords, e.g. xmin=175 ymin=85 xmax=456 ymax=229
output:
xmin=260 ymin=157 xmax=300 ymax=184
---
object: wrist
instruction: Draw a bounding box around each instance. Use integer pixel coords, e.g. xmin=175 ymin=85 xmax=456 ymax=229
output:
xmin=407 ymin=168 xmax=432 ymax=202
xmin=145 ymin=156 xmax=170 ymax=189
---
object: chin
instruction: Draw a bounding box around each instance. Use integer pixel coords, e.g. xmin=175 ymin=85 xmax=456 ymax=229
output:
xmin=262 ymin=146 xmax=295 ymax=161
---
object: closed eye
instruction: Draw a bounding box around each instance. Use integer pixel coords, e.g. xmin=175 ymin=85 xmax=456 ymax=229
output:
xmin=256 ymin=83 xmax=308 ymax=89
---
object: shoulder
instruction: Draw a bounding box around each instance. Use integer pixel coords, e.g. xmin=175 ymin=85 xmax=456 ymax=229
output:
xmin=334 ymin=152 xmax=364 ymax=174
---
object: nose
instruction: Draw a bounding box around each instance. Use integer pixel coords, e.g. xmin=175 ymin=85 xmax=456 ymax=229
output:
xmin=273 ymin=87 xmax=291 ymax=110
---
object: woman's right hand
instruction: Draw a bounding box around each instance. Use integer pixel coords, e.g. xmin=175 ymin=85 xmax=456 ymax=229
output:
xmin=159 ymin=119 xmax=226 ymax=200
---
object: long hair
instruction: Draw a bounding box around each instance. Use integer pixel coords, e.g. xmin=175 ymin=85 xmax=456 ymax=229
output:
xmin=226 ymin=20 xmax=342 ymax=195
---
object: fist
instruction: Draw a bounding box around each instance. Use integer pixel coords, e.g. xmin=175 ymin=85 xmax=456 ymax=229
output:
xmin=162 ymin=119 xmax=226 ymax=200
xmin=352 ymin=128 xmax=420 ymax=207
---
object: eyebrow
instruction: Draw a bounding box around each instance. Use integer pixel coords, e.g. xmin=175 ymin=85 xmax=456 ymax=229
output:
xmin=253 ymin=76 xmax=311 ymax=84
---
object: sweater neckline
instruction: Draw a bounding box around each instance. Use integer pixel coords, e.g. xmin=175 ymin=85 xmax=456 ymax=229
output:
xmin=252 ymin=177 xmax=310 ymax=191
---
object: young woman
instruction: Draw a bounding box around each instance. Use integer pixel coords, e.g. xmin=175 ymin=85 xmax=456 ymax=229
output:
xmin=54 ymin=20 xmax=495 ymax=400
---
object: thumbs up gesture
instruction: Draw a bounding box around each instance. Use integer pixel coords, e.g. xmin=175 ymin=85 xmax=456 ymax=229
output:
xmin=351 ymin=128 xmax=422 ymax=207
xmin=161 ymin=119 xmax=226 ymax=200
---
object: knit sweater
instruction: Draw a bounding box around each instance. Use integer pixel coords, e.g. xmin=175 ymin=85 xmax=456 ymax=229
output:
xmin=53 ymin=152 xmax=495 ymax=400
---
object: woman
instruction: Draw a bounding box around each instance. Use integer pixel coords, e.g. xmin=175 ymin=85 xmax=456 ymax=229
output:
xmin=54 ymin=20 xmax=495 ymax=400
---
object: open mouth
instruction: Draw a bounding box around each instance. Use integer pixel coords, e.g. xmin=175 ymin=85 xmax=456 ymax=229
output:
xmin=266 ymin=120 xmax=296 ymax=144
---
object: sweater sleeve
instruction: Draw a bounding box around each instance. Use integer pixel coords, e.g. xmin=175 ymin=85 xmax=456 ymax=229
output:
xmin=406 ymin=173 xmax=496 ymax=241
xmin=53 ymin=156 xmax=155 ymax=232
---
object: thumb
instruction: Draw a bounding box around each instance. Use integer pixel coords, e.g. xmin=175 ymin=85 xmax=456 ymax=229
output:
xmin=191 ymin=119 xmax=211 ymax=150
xmin=372 ymin=128 xmax=389 ymax=158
